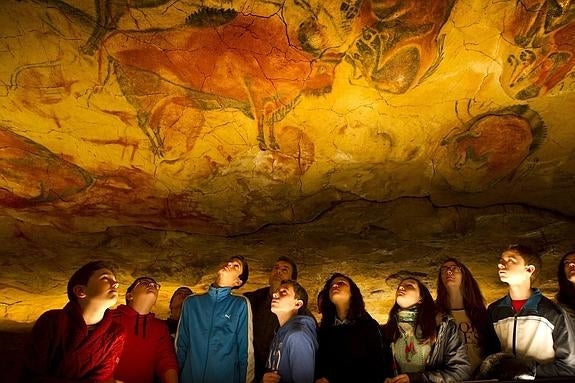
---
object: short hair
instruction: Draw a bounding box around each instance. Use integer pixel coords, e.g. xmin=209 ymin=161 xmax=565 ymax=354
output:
xmin=276 ymin=256 xmax=298 ymax=280
xmin=230 ymin=255 xmax=249 ymax=289
xmin=506 ymin=244 xmax=542 ymax=281
xmin=125 ymin=276 xmax=158 ymax=304
xmin=280 ymin=279 xmax=309 ymax=314
xmin=67 ymin=260 xmax=116 ymax=302
xmin=169 ymin=286 xmax=193 ymax=307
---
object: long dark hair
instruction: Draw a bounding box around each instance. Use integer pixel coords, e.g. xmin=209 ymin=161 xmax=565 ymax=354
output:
xmin=436 ymin=258 xmax=490 ymax=349
xmin=557 ymin=251 xmax=575 ymax=308
xmin=318 ymin=273 xmax=370 ymax=329
xmin=384 ymin=278 xmax=437 ymax=343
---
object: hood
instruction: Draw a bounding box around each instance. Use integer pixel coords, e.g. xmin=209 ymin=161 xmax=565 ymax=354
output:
xmin=276 ymin=314 xmax=317 ymax=340
xmin=115 ymin=304 xmax=156 ymax=338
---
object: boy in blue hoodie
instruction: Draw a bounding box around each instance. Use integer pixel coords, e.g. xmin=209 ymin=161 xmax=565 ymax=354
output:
xmin=263 ymin=280 xmax=318 ymax=383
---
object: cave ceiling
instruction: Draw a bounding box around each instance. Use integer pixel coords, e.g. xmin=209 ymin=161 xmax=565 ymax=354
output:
xmin=0 ymin=0 xmax=573 ymax=236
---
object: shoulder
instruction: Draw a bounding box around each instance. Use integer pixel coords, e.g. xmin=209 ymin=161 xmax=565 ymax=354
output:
xmin=33 ymin=309 xmax=64 ymax=329
xmin=537 ymin=294 xmax=565 ymax=319
xmin=243 ymin=287 xmax=268 ymax=301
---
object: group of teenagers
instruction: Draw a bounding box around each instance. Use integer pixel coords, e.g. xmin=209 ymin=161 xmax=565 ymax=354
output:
xmin=18 ymin=244 xmax=575 ymax=383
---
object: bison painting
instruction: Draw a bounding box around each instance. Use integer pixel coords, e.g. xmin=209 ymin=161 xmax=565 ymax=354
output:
xmin=100 ymin=9 xmax=340 ymax=155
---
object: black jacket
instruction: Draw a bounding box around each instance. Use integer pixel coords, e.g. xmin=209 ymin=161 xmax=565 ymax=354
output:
xmin=315 ymin=315 xmax=387 ymax=383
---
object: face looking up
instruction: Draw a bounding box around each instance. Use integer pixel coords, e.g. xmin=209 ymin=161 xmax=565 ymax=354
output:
xmin=440 ymin=261 xmax=462 ymax=289
xmin=271 ymin=283 xmax=302 ymax=315
xmin=82 ymin=268 xmax=119 ymax=308
xmin=218 ymin=257 xmax=244 ymax=288
xmin=498 ymin=250 xmax=534 ymax=285
xmin=329 ymin=276 xmax=351 ymax=306
xmin=128 ymin=278 xmax=160 ymax=306
xmin=396 ymin=278 xmax=421 ymax=309
xmin=269 ymin=260 xmax=294 ymax=289
xmin=563 ymin=253 xmax=575 ymax=284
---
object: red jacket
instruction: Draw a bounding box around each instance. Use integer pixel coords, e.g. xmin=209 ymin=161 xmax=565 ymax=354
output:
xmin=112 ymin=304 xmax=178 ymax=383
xmin=20 ymin=301 xmax=126 ymax=382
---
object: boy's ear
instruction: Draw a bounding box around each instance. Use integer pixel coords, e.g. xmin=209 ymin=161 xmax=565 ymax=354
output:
xmin=526 ymin=265 xmax=535 ymax=274
xmin=126 ymin=292 xmax=134 ymax=302
xmin=73 ymin=285 xmax=87 ymax=299
xmin=295 ymin=299 xmax=303 ymax=309
xmin=233 ymin=277 xmax=243 ymax=288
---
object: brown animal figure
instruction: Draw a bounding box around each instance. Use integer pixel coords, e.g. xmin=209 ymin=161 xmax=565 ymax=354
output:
xmin=100 ymin=9 xmax=340 ymax=154
xmin=500 ymin=0 xmax=575 ymax=99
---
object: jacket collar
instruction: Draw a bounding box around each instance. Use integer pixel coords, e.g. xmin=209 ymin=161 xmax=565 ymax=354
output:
xmin=498 ymin=288 xmax=542 ymax=312
xmin=208 ymin=284 xmax=233 ymax=301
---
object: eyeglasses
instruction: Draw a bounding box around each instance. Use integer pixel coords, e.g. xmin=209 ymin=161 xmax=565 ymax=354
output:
xmin=440 ymin=265 xmax=462 ymax=274
xmin=134 ymin=279 xmax=161 ymax=290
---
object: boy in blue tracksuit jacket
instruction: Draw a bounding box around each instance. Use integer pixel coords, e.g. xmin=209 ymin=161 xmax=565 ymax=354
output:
xmin=176 ymin=256 xmax=254 ymax=383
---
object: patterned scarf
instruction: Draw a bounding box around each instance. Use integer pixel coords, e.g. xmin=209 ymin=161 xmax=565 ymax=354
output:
xmin=392 ymin=306 xmax=431 ymax=373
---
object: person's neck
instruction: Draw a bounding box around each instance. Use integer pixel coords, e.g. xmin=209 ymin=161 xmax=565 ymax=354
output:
xmin=79 ymin=301 xmax=108 ymax=325
xmin=447 ymin=287 xmax=465 ymax=310
xmin=508 ymin=283 xmax=532 ymax=300
xmin=213 ymin=277 xmax=233 ymax=289
xmin=276 ymin=311 xmax=297 ymax=327
xmin=129 ymin=301 xmax=152 ymax=315
xmin=335 ymin=302 xmax=349 ymax=321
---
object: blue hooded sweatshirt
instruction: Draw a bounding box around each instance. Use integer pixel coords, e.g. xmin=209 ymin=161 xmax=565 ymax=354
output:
xmin=265 ymin=315 xmax=318 ymax=383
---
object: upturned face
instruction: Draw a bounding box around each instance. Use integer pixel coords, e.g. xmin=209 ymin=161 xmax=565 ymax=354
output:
xmin=269 ymin=261 xmax=294 ymax=290
xmin=83 ymin=268 xmax=119 ymax=308
xmin=497 ymin=250 xmax=532 ymax=285
xmin=128 ymin=278 xmax=160 ymax=307
xmin=217 ymin=258 xmax=244 ymax=288
xmin=563 ymin=253 xmax=575 ymax=284
xmin=440 ymin=261 xmax=463 ymax=289
xmin=271 ymin=284 xmax=301 ymax=315
xmin=396 ymin=279 xmax=420 ymax=308
xmin=329 ymin=276 xmax=351 ymax=305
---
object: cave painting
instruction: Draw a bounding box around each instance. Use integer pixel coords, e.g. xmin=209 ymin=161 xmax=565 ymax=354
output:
xmin=342 ymin=0 xmax=456 ymax=93
xmin=438 ymin=105 xmax=546 ymax=192
xmin=82 ymin=0 xmax=173 ymax=55
xmin=0 ymin=126 xmax=92 ymax=208
xmin=100 ymin=9 xmax=339 ymax=155
xmin=500 ymin=0 xmax=575 ymax=99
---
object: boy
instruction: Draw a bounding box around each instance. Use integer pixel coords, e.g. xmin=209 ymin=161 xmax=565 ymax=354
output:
xmin=263 ymin=280 xmax=317 ymax=383
xmin=484 ymin=244 xmax=575 ymax=378
xmin=113 ymin=276 xmax=178 ymax=383
xmin=176 ymin=256 xmax=254 ymax=383
xmin=20 ymin=260 xmax=126 ymax=382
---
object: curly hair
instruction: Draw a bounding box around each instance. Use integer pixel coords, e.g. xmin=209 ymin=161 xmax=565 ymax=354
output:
xmin=318 ymin=273 xmax=370 ymax=329
xmin=556 ymin=251 xmax=575 ymax=308
xmin=383 ymin=277 xmax=437 ymax=343
xmin=436 ymin=257 xmax=490 ymax=351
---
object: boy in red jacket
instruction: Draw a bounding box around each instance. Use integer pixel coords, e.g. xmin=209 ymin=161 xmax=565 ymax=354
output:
xmin=20 ymin=260 xmax=126 ymax=382
xmin=113 ymin=276 xmax=178 ymax=383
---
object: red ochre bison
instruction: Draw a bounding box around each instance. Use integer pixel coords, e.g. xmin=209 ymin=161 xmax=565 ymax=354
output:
xmin=100 ymin=10 xmax=340 ymax=155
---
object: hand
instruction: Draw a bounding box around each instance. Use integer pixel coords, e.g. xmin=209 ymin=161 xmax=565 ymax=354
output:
xmin=388 ymin=374 xmax=410 ymax=383
xmin=315 ymin=378 xmax=330 ymax=383
xmin=263 ymin=371 xmax=281 ymax=383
